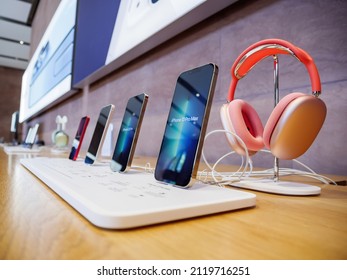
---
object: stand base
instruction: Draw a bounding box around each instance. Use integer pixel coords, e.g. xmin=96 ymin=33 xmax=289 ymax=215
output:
xmin=231 ymin=179 xmax=321 ymax=196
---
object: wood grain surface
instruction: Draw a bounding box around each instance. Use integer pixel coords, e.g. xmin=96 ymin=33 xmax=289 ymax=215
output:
xmin=0 ymin=149 xmax=346 ymax=260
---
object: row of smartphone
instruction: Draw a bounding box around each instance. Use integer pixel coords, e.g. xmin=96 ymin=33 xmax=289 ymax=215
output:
xmin=68 ymin=63 xmax=219 ymax=187
xmin=69 ymin=93 xmax=148 ymax=174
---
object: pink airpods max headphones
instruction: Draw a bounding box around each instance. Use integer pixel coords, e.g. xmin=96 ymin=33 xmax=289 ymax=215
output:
xmin=220 ymin=39 xmax=327 ymax=160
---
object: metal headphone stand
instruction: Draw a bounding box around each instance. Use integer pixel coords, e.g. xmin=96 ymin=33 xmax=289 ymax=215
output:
xmin=273 ymin=55 xmax=280 ymax=183
xmin=231 ymin=55 xmax=321 ymax=196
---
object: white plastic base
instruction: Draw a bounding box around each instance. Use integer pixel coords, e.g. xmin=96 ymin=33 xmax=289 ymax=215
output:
xmin=4 ymin=145 xmax=42 ymax=154
xmin=20 ymin=157 xmax=257 ymax=229
xmin=231 ymin=178 xmax=321 ymax=196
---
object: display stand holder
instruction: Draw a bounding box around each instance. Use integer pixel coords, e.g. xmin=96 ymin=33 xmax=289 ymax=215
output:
xmin=232 ymin=55 xmax=321 ymax=196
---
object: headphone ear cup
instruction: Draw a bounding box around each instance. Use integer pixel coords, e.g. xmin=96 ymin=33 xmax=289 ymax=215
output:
xmin=264 ymin=92 xmax=327 ymax=159
xmin=220 ymin=100 xmax=264 ymax=155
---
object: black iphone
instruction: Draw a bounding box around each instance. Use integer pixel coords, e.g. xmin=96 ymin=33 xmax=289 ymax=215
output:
xmin=110 ymin=93 xmax=148 ymax=172
xmin=154 ymin=63 xmax=218 ymax=187
xmin=69 ymin=116 xmax=90 ymax=160
xmin=85 ymin=104 xmax=115 ymax=164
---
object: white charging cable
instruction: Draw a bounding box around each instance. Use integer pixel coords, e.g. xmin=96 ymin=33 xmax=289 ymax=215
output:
xmin=130 ymin=128 xmax=337 ymax=186
xmin=199 ymin=129 xmax=337 ymax=186
xmin=200 ymin=129 xmax=252 ymax=186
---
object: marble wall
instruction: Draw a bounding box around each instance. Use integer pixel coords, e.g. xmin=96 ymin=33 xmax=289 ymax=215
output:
xmin=27 ymin=0 xmax=347 ymax=175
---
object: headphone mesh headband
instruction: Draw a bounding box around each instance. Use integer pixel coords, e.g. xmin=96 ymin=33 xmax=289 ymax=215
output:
xmin=234 ymin=44 xmax=297 ymax=79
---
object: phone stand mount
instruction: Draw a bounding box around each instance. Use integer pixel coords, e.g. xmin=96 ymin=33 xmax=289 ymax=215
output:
xmin=232 ymin=55 xmax=321 ymax=196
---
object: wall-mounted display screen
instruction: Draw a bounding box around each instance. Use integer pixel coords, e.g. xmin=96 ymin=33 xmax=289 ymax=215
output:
xmin=19 ymin=0 xmax=77 ymax=123
xmin=106 ymin=0 xmax=206 ymax=64
xmin=20 ymin=0 xmax=236 ymax=122
xmin=72 ymin=0 xmax=237 ymax=87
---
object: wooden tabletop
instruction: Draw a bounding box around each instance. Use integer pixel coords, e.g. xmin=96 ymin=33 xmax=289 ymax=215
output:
xmin=1 ymin=148 xmax=346 ymax=260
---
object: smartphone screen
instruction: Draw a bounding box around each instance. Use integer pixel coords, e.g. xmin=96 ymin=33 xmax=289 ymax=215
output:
xmin=110 ymin=93 xmax=148 ymax=172
xmin=69 ymin=116 xmax=90 ymax=160
xmin=24 ymin=123 xmax=40 ymax=148
xmin=85 ymin=104 xmax=115 ymax=164
xmin=24 ymin=127 xmax=33 ymax=145
xmin=154 ymin=63 xmax=218 ymax=187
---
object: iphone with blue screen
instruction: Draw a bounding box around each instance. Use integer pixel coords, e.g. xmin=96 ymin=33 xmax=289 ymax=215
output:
xmin=110 ymin=93 xmax=148 ymax=172
xmin=154 ymin=63 xmax=218 ymax=187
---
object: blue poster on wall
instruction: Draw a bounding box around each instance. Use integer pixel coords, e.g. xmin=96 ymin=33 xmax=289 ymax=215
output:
xmin=72 ymin=0 xmax=121 ymax=86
